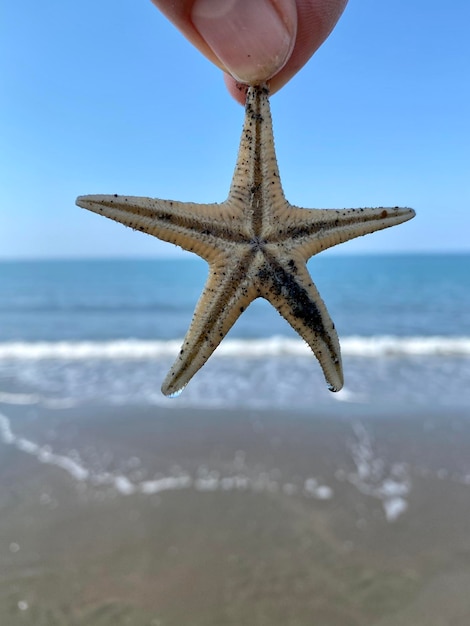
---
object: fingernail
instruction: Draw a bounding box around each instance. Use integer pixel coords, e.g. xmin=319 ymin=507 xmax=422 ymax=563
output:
xmin=191 ymin=0 xmax=296 ymax=84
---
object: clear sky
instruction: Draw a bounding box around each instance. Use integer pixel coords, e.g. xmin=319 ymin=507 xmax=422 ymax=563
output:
xmin=1 ymin=0 xmax=469 ymax=259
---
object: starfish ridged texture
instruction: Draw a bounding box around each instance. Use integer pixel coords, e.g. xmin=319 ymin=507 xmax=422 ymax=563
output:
xmin=77 ymin=84 xmax=415 ymax=397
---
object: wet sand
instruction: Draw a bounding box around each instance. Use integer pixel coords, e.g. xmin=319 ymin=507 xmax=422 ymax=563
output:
xmin=1 ymin=404 xmax=470 ymax=625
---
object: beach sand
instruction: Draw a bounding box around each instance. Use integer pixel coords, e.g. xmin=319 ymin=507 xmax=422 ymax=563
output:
xmin=1 ymin=404 xmax=470 ymax=625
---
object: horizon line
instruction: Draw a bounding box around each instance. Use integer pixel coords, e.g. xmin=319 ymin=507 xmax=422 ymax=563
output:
xmin=0 ymin=250 xmax=469 ymax=263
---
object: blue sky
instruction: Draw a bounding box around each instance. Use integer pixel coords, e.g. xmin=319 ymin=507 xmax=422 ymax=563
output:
xmin=1 ymin=0 xmax=469 ymax=259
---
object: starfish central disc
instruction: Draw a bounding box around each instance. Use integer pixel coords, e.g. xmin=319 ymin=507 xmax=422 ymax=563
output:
xmin=77 ymin=85 xmax=415 ymax=397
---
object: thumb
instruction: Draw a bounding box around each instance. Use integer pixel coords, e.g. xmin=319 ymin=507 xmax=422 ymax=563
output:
xmin=191 ymin=0 xmax=297 ymax=84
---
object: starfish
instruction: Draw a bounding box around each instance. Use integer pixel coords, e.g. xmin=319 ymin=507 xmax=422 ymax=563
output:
xmin=77 ymin=84 xmax=415 ymax=397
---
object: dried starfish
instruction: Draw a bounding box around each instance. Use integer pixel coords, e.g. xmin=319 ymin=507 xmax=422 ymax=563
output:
xmin=77 ymin=84 xmax=415 ymax=396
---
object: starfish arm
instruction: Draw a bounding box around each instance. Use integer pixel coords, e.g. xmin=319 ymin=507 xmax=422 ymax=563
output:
xmin=161 ymin=252 xmax=258 ymax=396
xmin=76 ymin=194 xmax=238 ymax=261
xmin=274 ymin=205 xmax=415 ymax=258
xmin=257 ymin=254 xmax=343 ymax=392
xmin=227 ymin=84 xmax=287 ymax=237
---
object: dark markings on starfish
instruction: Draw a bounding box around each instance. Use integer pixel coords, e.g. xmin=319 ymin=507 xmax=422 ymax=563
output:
xmin=77 ymin=84 xmax=415 ymax=397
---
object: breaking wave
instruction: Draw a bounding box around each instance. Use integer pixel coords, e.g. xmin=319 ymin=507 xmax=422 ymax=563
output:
xmin=0 ymin=336 xmax=469 ymax=361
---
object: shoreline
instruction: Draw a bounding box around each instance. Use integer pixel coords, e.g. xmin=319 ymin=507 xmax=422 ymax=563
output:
xmin=2 ymin=402 xmax=470 ymax=506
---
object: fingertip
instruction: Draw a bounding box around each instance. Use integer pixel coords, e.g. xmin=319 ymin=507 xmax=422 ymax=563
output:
xmin=192 ymin=0 xmax=297 ymax=84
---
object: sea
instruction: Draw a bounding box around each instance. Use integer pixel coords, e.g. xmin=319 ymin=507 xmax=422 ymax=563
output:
xmin=0 ymin=254 xmax=469 ymax=414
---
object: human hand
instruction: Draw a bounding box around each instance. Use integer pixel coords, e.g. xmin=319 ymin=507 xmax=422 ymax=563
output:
xmin=150 ymin=0 xmax=348 ymax=104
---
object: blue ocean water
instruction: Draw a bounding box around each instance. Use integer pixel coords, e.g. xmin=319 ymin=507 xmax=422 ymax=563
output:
xmin=0 ymin=255 xmax=469 ymax=411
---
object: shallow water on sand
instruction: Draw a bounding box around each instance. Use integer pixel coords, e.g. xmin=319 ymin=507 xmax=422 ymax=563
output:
xmin=2 ymin=406 xmax=470 ymax=625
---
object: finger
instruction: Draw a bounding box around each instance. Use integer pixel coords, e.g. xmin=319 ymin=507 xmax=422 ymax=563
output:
xmin=191 ymin=0 xmax=297 ymax=84
xmin=226 ymin=0 xmax=349 ymax=103
xmin=151 ymin=0 xmax=297 ymax=84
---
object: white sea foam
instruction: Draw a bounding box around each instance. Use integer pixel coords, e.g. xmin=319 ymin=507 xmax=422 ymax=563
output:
xmin=381 ymin=497 xmax=409 ymax=523
xmin=0 ymin=335 xmax=469 ymax=361
xmin=304 ymin=478 xmax=334 ymax=500
xmin=0 ymin=412 xmax=90 ymax=482
xmin=342 ymin=336 xmax=470 ymax=357
xmin=0 ymin=391 xmax=42 ymax=405
xmin=0 ymin=390 xmax=78 ymax=409
xmin=0 ymin=410 xmax=335 ymax=502
xmin=348 ymin=423 xmax=412 ymax=523
xmin=140 ymin=475 xmax=192 ymax=494
xmin=0 ymin=339 xmax=180 ymax=360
